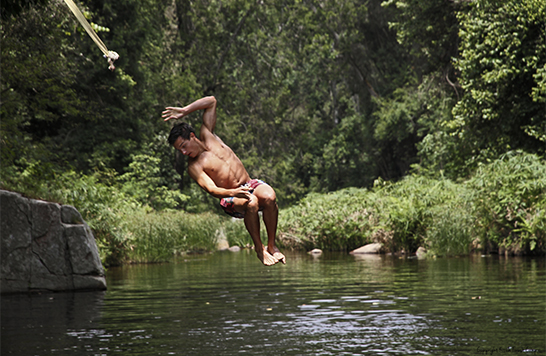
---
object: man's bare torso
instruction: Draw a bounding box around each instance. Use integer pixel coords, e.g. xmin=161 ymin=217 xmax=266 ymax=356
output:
xmin=189 ymin=133 xmax=250 ymax=189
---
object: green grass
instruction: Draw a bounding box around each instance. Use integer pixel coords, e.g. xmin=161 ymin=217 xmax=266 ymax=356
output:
xmin=122 ymin=210 xmax=222 ymax=263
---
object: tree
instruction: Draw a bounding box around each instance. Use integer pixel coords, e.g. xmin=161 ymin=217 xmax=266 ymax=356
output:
xmin=451 ymin=0 xmax=546 ymax=165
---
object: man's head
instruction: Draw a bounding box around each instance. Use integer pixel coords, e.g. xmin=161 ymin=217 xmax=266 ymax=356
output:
xmin=168 ymin=122 xmax=201 ymax=158
xmin=168 ymin=122 xmax=196 ymax=145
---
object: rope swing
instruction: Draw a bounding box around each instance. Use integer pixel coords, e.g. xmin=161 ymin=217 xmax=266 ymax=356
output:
xmin=63 ymin=0 xmax=119 ymax=71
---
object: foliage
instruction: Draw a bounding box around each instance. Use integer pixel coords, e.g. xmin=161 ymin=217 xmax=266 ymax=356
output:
xmin=53 ymin=172 xmax=138 ymax=265
xmin=381 ymin=0 xmax=462 ymax=72
xmin=5 ymin=0 xmax=544 ymax=206
xmin=466 ymin=151 xmax=546 ymax=254
xmin=368 ymin=175 xmax=473 ymax=255
xmin=164 ymin=0 xmax=410 ymax=200
xmin=373 ymin=75 xmax=457 ymax=178
xmin=380 ymin=0 xmax=463 ymax=178
xmin=118 ymin=153 xmax=188 ymax=210
xmin=1 ymin=165 xmax=246 ymax=265
xmin=122 ymin=210 xmax=221 ymax=263
xmin=222 ymin=218 xmax=254 ymax=249
xmin=279 ymin=153 xmax=545 ymax=256
xmin=451 ymin=0 xmax=546 ymax=166
xmin=9 ymin=169 xmax=141 ymax=266
xmin=280 ymin=188 xmax=378 ymax=251
xmin=1 ymin=0 xmax=80 ymax=171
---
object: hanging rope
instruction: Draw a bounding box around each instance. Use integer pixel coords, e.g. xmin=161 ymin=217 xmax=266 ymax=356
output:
xmin=63 ymin=0 xmax=119 ymax=71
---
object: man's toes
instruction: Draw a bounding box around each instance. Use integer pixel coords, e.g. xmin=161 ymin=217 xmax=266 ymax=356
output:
xmin=273 ymin=252 xmax=286 ymax=264
xmin=263 ymin=254 xmax=277 ymax=266
xmin=266 ymin=247 xmax=286 ymax=265
xmin=263 ymin=250 xmax=278 ymax=266
xmin=258 ymin=249 xmax=278 ymax=266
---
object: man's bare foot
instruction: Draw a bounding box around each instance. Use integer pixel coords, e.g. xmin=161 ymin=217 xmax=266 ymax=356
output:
xmin=266 ymin=246 xmax=286 ymax=264
xmin=257 ymin=247 xmax=278 ymax=266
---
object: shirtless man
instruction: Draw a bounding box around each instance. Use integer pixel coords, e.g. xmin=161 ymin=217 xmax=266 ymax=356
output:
xmin=162 ymin=96 xmax=285 ymax=266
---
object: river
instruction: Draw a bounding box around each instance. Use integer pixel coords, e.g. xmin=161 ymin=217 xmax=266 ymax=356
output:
xmin=2 ymin=251 xmax=545 ymax=355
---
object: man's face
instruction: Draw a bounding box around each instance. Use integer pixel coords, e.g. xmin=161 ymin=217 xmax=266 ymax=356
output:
xmin=173 ymin=134 xmax=199 ymax=158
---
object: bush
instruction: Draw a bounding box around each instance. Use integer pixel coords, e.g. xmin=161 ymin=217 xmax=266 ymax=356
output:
xmin=1 ymin=165 xmax=228 ymax=265
xmin=380 ymin=175 xmax=477 ymax=255
xmin=466 ymin=151 xmax=546 ymax=254
xmin=3 ymin=152 xmax=543 ymax=263
xmin=123 ymin=210 xmax=222 ymax=263
xmin=223 ymin=218 xmax=254 ymax=248
xmin=50 ymin=171 xmax=140 ymax=266
xmin=280 ymin=188 xmax=376 ymax=251
xmin=278 ymin=152 xmax=545 ymax=256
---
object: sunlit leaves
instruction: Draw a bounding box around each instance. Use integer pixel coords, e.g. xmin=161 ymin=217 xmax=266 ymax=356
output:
xmin=452 ymin=0 xmax=546 ymax=160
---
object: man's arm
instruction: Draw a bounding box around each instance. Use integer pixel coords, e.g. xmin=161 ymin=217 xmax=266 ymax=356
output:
xmin=162 ymin=96 xmax=217 ymax=133
xmin=189 ymin=165 xmax=251 ymax=200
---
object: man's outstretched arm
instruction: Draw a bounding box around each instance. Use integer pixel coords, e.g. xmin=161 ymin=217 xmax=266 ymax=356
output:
xmin=162 ymin=96 xmax=217 ymax=133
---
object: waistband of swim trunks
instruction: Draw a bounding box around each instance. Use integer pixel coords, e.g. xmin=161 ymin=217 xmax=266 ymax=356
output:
xmin=244 ymin=179 xmax=266 ymax=190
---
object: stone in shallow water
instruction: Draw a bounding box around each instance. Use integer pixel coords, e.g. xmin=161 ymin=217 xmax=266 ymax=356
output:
xmin=350 ymin=243 xmax=383 ymax=254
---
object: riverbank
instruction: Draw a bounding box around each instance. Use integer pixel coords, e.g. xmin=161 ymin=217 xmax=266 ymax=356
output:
xmin=279 ymin=152 xmax=545 ymax=257
xmin=2 ymin=151 xmax=544 ymax=265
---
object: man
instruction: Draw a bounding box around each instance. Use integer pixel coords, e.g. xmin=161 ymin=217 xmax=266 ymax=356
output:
xmin=162 ymin=96 xmax=286 ymax=266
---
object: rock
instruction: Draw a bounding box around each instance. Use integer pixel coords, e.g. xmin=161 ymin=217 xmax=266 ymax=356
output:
xmin=1 ymin=190 xmax=106 ymax=294
xmin=308 ymin=248 xmax=323 ymax=255
xmin=228 ymin=246 xmax=241 ymax=252
xmin=216 ymin=229 xmax=230 ymax=251
xmin=350 ymin=243 xmax=383 ymax=254
xmin=416 ymin=246 xmax=427 ymax=258
xmin=1 ymin=191 xmax=32 ymax=292
xmin=61 ymin=205 xmax=85 ymax=225
xmin=65 ymin=224 xmax=103 ymax=275
xmin=471 ymin=238 xmax=482 ymax=251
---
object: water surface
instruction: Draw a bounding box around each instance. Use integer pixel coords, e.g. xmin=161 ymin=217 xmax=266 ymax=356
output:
xmin=2 ymin=251 xmax=545 ymax=355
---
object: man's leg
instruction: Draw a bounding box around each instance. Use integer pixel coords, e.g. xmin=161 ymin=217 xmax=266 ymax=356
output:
xmin=254 ymin=185 xmax=286 ymax=264
xmin=230 ymin=196 xmax=277 ymax=266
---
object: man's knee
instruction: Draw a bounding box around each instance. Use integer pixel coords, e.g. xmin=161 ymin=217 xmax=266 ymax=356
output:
xmin=259 ymin=191 xmax=277 ymax=210
xmin=245 ymin=196 xmax=260 ymax=213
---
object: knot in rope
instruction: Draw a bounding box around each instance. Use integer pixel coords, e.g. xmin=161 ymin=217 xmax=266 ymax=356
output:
xmin=105 ymin=51 xmax=119 ymax=71
xmin=63 ymin=0 xmax=120 ymax=71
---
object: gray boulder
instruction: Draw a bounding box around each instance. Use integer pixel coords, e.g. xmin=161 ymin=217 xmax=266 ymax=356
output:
xmin=1 ymin=190 xmax=106 ymax=294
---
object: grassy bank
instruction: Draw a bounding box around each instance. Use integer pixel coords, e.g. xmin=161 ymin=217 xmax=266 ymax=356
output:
xmin=279 ymin=151 xmax=545 ymax=256
xmin=2 ymin=151 xmax=544 ymax=264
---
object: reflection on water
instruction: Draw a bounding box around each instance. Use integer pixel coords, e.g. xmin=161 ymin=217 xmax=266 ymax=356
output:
xmin=2 ymin=251 xmax=545 ymax=355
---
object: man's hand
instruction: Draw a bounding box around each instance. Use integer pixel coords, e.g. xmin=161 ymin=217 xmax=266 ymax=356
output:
xmin=232 ymin=186 xmax=252 ymax=200
xmin=162 ymin=107 xmax=188 ymax=122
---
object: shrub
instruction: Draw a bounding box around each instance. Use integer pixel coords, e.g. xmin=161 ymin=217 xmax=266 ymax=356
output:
xmin=279 ymin=188 xmax=376 ymax=251
xmin=466 ymin=151 xmax=546 ymax=254
xmin=51 ymin=171 xmax=140 ymax=266
xmin=278 ymin=152 xmax=545 ymax=256
xmin=373 ymin=175 xmax=474 ymax=255
xmin=123 ymin=210 xmax=222 ymax=263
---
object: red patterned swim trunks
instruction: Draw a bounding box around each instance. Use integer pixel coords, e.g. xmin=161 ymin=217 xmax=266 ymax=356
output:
xmin=219 ymin=179 xmax=267 ymax=219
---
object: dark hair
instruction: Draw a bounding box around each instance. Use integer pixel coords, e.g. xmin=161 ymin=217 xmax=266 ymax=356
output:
xmin=168 ymin=122 xmax=196 ymax=146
